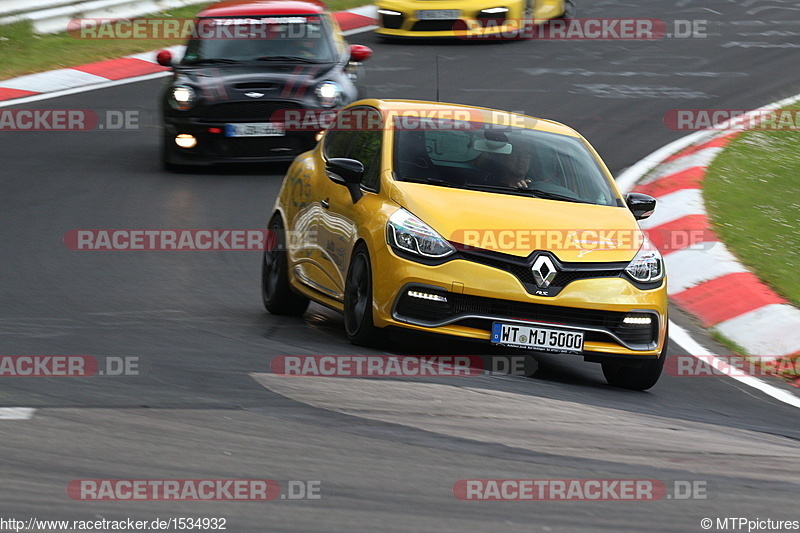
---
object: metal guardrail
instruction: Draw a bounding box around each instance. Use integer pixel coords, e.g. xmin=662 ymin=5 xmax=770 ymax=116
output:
xmin=0 ymin=0 xmax=208 ymax=34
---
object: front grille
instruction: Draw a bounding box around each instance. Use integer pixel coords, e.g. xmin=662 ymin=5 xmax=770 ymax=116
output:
xmin=233 ymin=82 xmax=279 ymax=90
xmin=458 ymin=249 xmax=624 ymax=295
xmin=394 ymin=289 xmax=659 ymax=349
xmin=207 ymin=136 xmax=308 ymax=158
xmin=381 ymin=13 xmax=404 ymax=29
xmin=412 ymin=20 xmax=458 ymax=31
xmin=205 ymin=101 xmax=303 ymax=123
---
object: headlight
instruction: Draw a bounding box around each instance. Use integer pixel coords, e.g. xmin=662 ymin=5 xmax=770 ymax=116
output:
xmin=387 ymin=209 xmax=456 ymax=259
xmin=625 ymin=237 xmax=665 ymax=283
xmin=316 ymin=81 xmax=343 ymax=108
xmin=169 ymin=85 xmax=196 ymax=111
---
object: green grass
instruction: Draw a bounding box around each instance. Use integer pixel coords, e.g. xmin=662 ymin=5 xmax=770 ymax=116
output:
xmin=0 ymin=0 xmax=370 ymax=81
xmin=704 ymin=104 xmax=800 ymax=309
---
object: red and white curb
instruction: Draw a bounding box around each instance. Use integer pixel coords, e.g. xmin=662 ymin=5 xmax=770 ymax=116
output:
xmin=0 ymin=5 xmax=378 ymax=103
xmin=617 ymin=95 xmax=800 ymax=366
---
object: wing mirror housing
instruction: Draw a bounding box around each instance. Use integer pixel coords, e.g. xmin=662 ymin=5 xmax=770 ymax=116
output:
xmin=326 ymin=158 xmax=364 ymax=203
xmin=625 ymin=192 xmax=657 ymax=220
xmin=349 ymin=44 xmax=373 ymax=62
xmin=156 ymin=50 xmax=173 ymax=68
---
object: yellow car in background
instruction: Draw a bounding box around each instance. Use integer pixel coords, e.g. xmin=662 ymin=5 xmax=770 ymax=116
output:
xmin=262 ymin=99 xmax=668 ymax=390
xmin=375 ymin=0 xmax=574 ymax=39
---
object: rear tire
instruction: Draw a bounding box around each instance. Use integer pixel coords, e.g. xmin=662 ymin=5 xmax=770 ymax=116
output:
xmin=602 ymin=333 xmax=667 ymax=391
xmin=261 ymin=216 xmax=309 ymax=316
xmin=344 ymin=244 xmax=379 ymax=346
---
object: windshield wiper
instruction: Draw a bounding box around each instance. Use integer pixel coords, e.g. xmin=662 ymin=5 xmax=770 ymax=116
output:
xmin=256 ymin=55 xmax=321 ymax=63
xmin=527 ymin=189 xmax=591 ymax=204
xmin=185 ymin=58 xmax=242 ymax=65
xmin=465 ymin=183 xmax=591 ymax=203
xmin=465 ymin=184 xmax=534 ymax=194
xmin=400 ymin=176 xmax=460 ymax=188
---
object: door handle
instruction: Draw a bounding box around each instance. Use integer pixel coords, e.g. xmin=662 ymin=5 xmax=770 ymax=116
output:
xmin=321 ymin=198 xmax=330 ymax=209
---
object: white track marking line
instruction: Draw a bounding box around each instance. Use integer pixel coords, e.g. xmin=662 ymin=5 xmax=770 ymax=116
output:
xmin=669 ymin=323 xmax=800 ymax=409
xmin=0 ymin=408 xmax=35 ymax=420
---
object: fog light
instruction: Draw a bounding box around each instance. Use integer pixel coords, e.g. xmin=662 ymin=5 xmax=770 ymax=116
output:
xmin=623 ymin=315 xmax=652 ymax=326
xmin=408 ymin=290 xmax=447 ymax=302
xmin=377 ymin=9 xmax=402 ymax=16
xmin=175 ymin=134 xmax=197 ymax=149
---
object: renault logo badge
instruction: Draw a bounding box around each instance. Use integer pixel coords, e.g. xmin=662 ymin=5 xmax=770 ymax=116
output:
xmin=532 ymin=256 xmax=557 ymax=288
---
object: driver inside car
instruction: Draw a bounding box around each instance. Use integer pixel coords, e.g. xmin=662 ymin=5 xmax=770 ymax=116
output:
xmin=489 ymin=142 xmax=534 ymax=188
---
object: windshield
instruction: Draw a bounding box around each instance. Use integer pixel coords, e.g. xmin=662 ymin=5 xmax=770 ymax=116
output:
xmin=393 ymin=120 xmax=619 ymax=206
xmin=182 ymin=15 xmax=337 ymax=64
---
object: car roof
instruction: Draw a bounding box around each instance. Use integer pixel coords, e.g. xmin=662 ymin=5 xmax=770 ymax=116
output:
xmin=199 ymin=0 xmax=327 ymax=18
xmin=366 ymin=100 xmax=582 ymax=138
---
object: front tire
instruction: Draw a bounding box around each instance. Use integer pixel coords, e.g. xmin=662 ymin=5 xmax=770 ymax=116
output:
xmin=344 ymin=244 xmax=379 ymax=346
xmin=602 ymin=334 xmax=668 ymax=391
xmin=261 ymin=216 xmax=309 ymax=316
xmin=558 ymin=0 xmax=576 ymax=19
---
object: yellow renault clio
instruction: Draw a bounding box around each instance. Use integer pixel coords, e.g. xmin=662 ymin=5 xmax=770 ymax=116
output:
xmin=262 ymin=100 xmax=668 ymax=390
xmin=375 ymin=0 xmax=574 ymax=39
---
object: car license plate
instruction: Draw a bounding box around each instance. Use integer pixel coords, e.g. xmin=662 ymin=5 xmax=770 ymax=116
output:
xmin=491 ymin=322 xmax=584 ymax=353
xmin=225 ymin=123 xmax=285 ymax=137
xmin=417 ymin=9 xmax=460 ymax=20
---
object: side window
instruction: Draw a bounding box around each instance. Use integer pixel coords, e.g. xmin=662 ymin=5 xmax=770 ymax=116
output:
xmin=324 ymin=107 xmax=383 ymax=192
xmin=323 ymin=128 xmax=354 ymax=159
xmin=348 ymin=129 xmax=382 ymax=191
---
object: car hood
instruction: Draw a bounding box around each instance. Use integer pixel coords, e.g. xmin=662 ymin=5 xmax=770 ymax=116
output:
xmin=389 ymin=181 xmax=644 ymax=263
xmin=176 ymin=62 xmax=337 ymax=92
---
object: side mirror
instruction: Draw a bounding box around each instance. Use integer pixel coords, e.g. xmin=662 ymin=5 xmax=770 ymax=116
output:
xmin=326 ymin=158 xmax=364 ymax=203
xmin=349 ymin=44 xmax=373 ymax=63
xmin=625 ymin=192 xmax=656 ymax=220
xmin=156 ymin=50 xmax=173 ymax=68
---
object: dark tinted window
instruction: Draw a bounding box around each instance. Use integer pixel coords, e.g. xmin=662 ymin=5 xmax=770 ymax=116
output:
xmin=348 ymin=130 xmax=382 ymax=191
xmin=182 ymin=15 xmax=336 ymax=64
xmin=323 ymin=129 xmax=354 ymax=159
xmin=324 ymin=107 xmax=383 ymax=191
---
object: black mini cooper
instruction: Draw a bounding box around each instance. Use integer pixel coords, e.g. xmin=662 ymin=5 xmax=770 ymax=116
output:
xmin=157 ymin=0 xmax=372 ymax=170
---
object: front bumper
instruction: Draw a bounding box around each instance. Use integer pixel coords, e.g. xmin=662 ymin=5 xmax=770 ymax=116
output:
xmin=375 ymin=0 xmax=566 ymax=38
xmin=371 ymin=244 xmax=668 ymax=357
xmin=376 ymin=14 xmax=528 ymax=39
xmin=163 ymin=120 xmax=319 ymax=165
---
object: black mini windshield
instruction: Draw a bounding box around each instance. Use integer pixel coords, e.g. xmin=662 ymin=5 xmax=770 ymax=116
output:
xmin=182 ymin=15 xmax=337 ymax=64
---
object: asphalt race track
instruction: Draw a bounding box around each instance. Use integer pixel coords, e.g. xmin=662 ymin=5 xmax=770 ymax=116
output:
xmin=1 ymin=0 xmax=800 ymax=530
